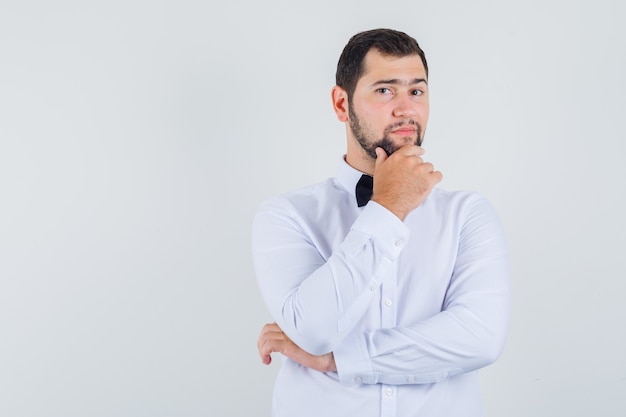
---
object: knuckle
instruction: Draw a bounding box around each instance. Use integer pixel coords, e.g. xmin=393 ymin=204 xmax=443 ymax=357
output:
xmin=263 ymin=322 xmax=277 ymax=332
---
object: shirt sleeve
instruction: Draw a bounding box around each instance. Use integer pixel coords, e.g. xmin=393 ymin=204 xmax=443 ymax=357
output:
xmin=252 ymin=197 xmax=409 ymax=355
xmin=333 ymin=194 xmax=510 ymax=385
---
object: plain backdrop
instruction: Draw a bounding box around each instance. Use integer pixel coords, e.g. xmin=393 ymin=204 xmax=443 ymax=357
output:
xmin=1 ymin=0 xmax=625 ymax=416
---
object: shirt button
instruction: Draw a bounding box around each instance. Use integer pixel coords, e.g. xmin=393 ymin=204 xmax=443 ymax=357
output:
xmin=394 ymin=240 xmax=402 ymax=247
xmin=385 ymin=388 xmax=393 ymax=396
xmin=369 ymin=284 xmax=376 ymax=292
xmin=407 ymin=377 xmax=415 ymax=383
xmin=355 ymin=377 xmax=362 ymax=383
xmin=384 ymin=299 xmax=392 ymax=307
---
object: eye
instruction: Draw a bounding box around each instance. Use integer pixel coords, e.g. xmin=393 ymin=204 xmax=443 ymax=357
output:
xmin=411 ymin=89 xmax=424 ymax=96
xmin=376 ymin=87 xmax=392 ymax=95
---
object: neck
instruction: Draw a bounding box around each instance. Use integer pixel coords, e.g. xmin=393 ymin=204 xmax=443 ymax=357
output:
xmin=345 ymin=153 xmax=375 ymax=176
xmin=345 ymin=135 xmax=375 ymax=176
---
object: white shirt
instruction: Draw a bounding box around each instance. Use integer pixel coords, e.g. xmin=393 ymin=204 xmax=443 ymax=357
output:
xmin=252 ymin=158 xmax=510 ymax=417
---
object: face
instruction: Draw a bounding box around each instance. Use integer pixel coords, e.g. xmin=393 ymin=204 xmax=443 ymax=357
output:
xmin=347 ymin=49 xmax=430 ymax=160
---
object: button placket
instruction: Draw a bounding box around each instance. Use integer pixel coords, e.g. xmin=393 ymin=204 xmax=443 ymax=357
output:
xmin=380 ymin=384 xmax=397 ymax=417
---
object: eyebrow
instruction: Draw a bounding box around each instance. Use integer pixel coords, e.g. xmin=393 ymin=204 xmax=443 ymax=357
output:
xmin=370 ymin=78 xmax=428 ymax=87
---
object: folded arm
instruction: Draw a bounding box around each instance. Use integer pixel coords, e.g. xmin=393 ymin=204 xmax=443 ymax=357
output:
xmin=255 ymin=194 xmax=510 ymax=385
xmin=252 ymin=198 xmax=408 ymax=355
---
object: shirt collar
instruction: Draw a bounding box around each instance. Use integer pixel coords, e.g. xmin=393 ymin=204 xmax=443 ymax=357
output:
xmin=335 ymin=156 xmax=369 ymax=198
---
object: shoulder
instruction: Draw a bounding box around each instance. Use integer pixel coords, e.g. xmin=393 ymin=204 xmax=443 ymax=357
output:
xmin=422 ymin=187 xmax=503 ymax=234
xmin=433 ymin=188 xmax=505 ymax=243
xmin=254 ymin=178 xmax=345 ymax=222
xmin=428 ymin=187 xmax=495 ymax=212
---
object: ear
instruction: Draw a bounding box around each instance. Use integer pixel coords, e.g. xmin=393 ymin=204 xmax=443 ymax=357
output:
xmin=331 ymin=86 xmax=349 ymax=122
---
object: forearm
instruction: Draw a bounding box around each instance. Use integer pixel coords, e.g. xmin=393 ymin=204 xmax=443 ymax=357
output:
xmin=258 ymin=286 xmax=508 ymax=381
xmin=334 ymin=288 xmax=510 ymax=384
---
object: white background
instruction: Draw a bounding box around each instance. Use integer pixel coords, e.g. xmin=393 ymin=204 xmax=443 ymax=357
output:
xmin=1 ymin=0 xmax=625 ymax=416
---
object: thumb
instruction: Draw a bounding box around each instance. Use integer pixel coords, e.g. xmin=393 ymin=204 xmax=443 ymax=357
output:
xmin=374 ymin=147 xmax=388 ymax=170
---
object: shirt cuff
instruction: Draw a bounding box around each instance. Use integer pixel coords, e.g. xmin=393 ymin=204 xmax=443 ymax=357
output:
xmin=333 ymin=331 xmax=376 ymax=385
xmin=351 ymin=201 xmax=409 ymax=260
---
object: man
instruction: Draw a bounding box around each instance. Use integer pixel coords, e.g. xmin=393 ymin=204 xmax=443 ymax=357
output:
xmin=252 ymin=28 xmax=510 ymax=417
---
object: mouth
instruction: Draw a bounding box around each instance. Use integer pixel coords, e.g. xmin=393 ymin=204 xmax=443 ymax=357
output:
xmin=390 ymin=127 xmax=417 ymax=136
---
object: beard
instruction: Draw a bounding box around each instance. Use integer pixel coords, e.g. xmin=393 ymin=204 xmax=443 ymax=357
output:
xmin=349 ymin=104 xmax=423 ymax=159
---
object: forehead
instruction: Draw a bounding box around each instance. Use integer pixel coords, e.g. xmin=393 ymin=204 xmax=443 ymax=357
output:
xmin=359 ymin=49 xmax=427 ymax=84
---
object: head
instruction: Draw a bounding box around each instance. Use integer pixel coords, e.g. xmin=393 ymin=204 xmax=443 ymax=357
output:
xmin=332 ymin=29 xmax=430 ymax=172
xmin=336 ymin=29 xmax=428 ymax=102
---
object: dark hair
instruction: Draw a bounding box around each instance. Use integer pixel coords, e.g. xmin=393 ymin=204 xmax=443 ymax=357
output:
xmin=335 ymin=28 xmax=428 ymax=100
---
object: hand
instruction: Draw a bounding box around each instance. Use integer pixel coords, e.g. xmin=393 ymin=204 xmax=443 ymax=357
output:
xmin=257 ymin=323 xmax=337 ymax=373
xmin=372 ymin=145 xmax=442 ymax=220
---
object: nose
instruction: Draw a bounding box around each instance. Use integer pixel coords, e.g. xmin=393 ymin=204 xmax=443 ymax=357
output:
xmin=392 ymin=95 xmax=417 ymax=118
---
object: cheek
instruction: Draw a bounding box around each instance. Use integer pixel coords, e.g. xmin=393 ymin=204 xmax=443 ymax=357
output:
xmin=418 ymin=104 xmax=430 ymax=124
xmin=363 ymin=113 xmax=387 ymax=133
xmin=359 ymin=103 xmax=390 ymax=126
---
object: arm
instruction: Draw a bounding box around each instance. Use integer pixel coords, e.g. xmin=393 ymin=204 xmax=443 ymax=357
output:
xmin=252 ymin=146 xmax=440 ymax=356
xmin=333 ymin=194 xmax=510 ymax=384
xmin=257 ymin=195 xmax=509 ymax=385
xmin=253 ymin=197 xmax=408 ymax=355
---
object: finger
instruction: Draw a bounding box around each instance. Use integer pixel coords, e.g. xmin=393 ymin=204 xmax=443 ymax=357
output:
xmin=265 ymin=322 xmax=280 ymax=331
xmin=258 ymin=323 xmax=280 ymax=363
xmin=420 ymin=162 xmax=435 ymax=173
xmin=260 ymin=334 xmax=294 ymax=365
xmin=258 ymin=323 xmax=280 ymax=342
xmin=375 ymin=147 xmax=388 ymax=165
xmin=396 ymin=144 xmax=425 ymax=156
xmin=259 ymin=334 xmax=280 ymax=365
xmin=260 ymin=340 xmax=274 ymax=365
xmin=257 ymin=323 xmax=270 ymax=349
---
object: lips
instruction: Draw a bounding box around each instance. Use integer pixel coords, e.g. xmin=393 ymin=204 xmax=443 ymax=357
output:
xmin=391 ymin=127 xmax=417 ymax=135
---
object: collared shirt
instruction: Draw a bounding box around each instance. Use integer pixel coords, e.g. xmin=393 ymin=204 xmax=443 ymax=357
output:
xmin=252 ymin=158 xmax=510 ymax=417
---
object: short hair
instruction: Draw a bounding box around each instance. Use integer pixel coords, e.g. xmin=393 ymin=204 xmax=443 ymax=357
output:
xmin=335 ymin=28 xmax=428 ymax=100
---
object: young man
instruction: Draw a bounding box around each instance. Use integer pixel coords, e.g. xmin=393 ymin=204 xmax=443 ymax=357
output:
xmin=252 ymin=28 xmax=510 ymax=417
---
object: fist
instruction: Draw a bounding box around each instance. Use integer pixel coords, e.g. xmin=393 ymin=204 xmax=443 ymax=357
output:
xmin=372 ymin=145 xmax=442 ymax=220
